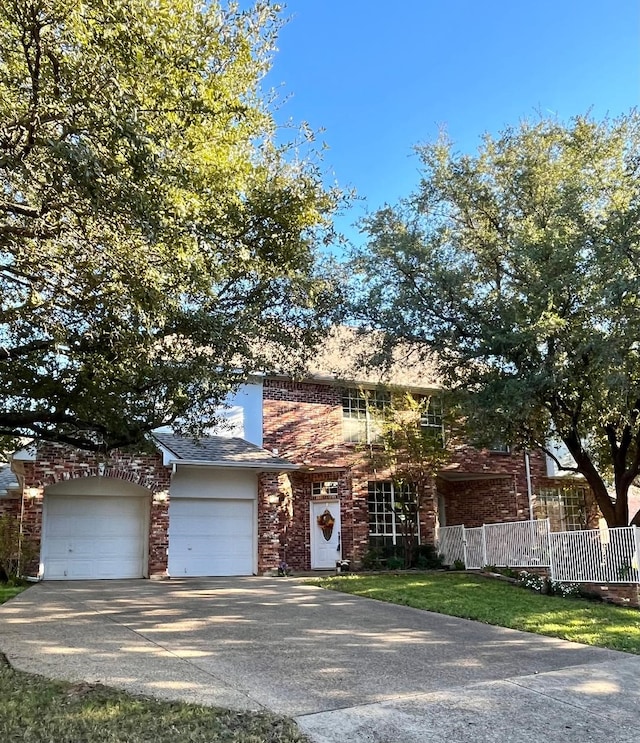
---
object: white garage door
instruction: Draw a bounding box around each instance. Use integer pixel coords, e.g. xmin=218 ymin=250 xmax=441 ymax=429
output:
xmin=168 ymin=498 xmax=255 ymax=577
xmin=43 ymin=495 xmax=147 ymax=580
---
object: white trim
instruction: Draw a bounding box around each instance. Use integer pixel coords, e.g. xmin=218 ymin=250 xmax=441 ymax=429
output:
xmin=165 ymin=458 xmax=298 ymax=471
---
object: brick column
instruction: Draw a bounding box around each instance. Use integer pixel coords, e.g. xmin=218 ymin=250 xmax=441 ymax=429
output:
xmin=258 ymin=472 xmax=290 ymax=574
xmin=149 ymin=494 xmax=169 ymax=578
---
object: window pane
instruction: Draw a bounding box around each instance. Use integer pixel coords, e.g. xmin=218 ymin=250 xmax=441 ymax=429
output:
xmin=368 ymin=481 xmax=394 ymax=536
xmin=536 ymin=486 xmax=587 ymax=531
xmin=343 ymin=388 xmax=389 ymax=444
xmin=312 ymin=481 xmax=339 ymax=497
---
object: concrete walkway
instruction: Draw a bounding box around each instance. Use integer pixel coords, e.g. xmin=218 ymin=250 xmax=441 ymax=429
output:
xmin=0 ymin=578 xmax=639 ymax=742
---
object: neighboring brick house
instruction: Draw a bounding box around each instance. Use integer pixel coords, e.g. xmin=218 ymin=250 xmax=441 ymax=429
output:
xmin=1 ymin=329 xmax=597 ymax=580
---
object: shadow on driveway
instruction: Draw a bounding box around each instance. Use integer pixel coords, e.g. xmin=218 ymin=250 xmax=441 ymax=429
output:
xmin=1 ymin=577 xmax=639 ymax=742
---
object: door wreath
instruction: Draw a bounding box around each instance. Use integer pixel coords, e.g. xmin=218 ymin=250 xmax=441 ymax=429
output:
xmin=317 ymin=509 xmax=335 ymax=541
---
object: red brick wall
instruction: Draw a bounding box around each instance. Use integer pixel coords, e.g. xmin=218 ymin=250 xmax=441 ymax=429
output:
xmin=263 ymin=379 xmax=354 ymax=467
xmin=149 ymin=498 xmax=169 ymax=576
xmin=438 ymin=475 xmax=528 ymax=527
xmin=580 ymin=582 xmax=640 ymax=608
xmin=257 ymin=472 xmax=289 ymax=573
xmin=0 ymin=495 xmax=20 ymax=519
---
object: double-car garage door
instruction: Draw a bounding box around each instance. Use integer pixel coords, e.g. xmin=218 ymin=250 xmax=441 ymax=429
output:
xmin=41 ymin=472 xmax=256 ymax=580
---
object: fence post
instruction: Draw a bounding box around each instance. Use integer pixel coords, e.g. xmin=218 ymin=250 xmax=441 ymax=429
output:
xmin=634 ymin=526 xmax=640 ymax=584
xmin=482 ymin=524 xmax=488 ymax=567
xmin=547 ymin=517 xmax=556 ymax=581
xmin=462 ymin=525 xmax=468 ymax=568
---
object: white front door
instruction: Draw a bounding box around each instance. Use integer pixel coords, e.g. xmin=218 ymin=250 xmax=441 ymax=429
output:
xmin=310 ymin=500 xmax=341 ymax=569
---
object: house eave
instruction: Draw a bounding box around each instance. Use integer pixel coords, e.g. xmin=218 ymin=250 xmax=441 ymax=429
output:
xmin=169 ymin=458 xmax=299 ymax=472
xmin=266 ymin=371 xmax=442 ymax=394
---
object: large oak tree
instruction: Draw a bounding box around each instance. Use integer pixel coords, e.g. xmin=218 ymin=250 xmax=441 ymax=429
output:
xmin=352 ymin=113 xmax=640 ymax=527
xmin=1 ymin=0 xmax=343 ymax=451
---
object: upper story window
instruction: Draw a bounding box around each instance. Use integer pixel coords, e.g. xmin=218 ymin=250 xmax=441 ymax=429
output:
xmin=419 ymin=396 xmax=444 ymax=445
xmin=489 ymin=440 xmax=511 ymax=454
xmin=342 ymin=387 xmax=390 ymax=444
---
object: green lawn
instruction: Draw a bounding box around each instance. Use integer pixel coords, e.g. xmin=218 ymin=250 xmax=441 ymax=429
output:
xmin=0 ymin=586 xmax=308 ymax=743
xmin=0 ymin=664 xmax=308 ymax=743
xmin=0 ymin=585 xmax=28 ymax=604
xmin=309 ymin=572 xmax=640 ymax=654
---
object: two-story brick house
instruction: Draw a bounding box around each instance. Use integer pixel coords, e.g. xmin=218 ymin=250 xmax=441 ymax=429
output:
xmin=0 ymin=329 xmax=596 ymax=580
xmin=259 ymin=329 xmax=598 ymax=572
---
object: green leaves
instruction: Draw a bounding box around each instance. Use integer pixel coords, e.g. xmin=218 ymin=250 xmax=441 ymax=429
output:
xmin=353 ymin=112 xmax=640 ymax=525
xmin=0 ymin=1 xmax=343 ymax=450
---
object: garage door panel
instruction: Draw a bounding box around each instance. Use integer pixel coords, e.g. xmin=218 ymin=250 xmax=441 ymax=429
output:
xmin=169 ymin=498 xmax=254 ymax=577
xmin=170 ymin=516 xmax=254 ymax=540
xmin=43 ymin=495 xmax=147 ymax=580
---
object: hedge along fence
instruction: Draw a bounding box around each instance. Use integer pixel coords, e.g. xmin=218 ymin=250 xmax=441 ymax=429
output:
xmin=437 ymin=520 xmax=640 ymax=585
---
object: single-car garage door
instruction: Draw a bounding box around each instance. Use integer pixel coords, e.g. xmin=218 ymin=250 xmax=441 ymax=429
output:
xmin=168 ymin=498 xmax=255 ymax=577
xmin=42 ymin=494 xmax=147 ymax=580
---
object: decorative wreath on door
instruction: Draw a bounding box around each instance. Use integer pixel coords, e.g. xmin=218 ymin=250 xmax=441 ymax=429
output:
xmin=317 ymin=509 xmax=335 ymax=541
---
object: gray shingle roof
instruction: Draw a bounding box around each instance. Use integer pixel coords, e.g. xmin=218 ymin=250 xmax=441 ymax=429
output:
xmin=152 ymin=433 xmax=298 ymax=471
xmin=0 ymin=463 xmax=19 ymax=495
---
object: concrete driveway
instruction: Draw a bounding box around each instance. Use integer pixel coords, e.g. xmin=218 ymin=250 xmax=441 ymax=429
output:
xmin=1 ymin=578 xmax=639 ymax=742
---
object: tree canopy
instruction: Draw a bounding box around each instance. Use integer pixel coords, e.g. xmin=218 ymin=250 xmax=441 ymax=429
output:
xmin=0 ymin=0 xmax=343 ymax=451
xmin=352 ymin=112 xmax=640 ymax=527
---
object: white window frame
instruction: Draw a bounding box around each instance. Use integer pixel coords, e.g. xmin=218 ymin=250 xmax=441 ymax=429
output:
xmin=342 ymin=388 xmax=389 ymax=444
xmin=312 ymin=481 xmax=339 ymax=498
xmin=419 ymin=396 xmax=444 ymax=444
xmin=536 ymin=485 xmax=588 ymax=531
xmin=367 ymin=481 xmax=420 ymax=545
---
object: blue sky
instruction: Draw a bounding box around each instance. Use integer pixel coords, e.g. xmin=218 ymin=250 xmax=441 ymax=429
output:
xmin=263 ymin=0 xmax=640 ymax=251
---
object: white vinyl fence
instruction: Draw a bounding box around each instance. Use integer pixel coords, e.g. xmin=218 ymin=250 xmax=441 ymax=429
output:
xmin=549 ymin=526 xmax=640 ymax=584
xmin=435 ymin=524 xmax=465 ymax=566
xmin=438 ymin=519 xmax=551 ymax=570
xmin=463 ymin=527 xmax=485 ymax=569
xmin=436 ymin=520 xmax=640 ymax=585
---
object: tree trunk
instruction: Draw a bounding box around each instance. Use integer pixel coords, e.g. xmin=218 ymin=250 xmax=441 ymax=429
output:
xmin=561 ymin=433 xmax=624 ymax=526
xmin=582 ymin=471 xmax=628 ymax=527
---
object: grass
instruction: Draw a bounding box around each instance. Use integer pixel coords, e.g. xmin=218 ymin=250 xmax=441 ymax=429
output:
xmin=0 ymin=584 xmax=28 ymax=604
xmin=0 ymin=664 xmax=309 ymax=743
xmin=0 ymin=587 xmax=308 ymax=743
xmin=309 ymin=572 xmax=640 ymax=654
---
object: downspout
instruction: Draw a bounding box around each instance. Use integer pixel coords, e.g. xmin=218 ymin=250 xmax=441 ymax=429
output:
xmin=524 ymin=450 xmax=534 ymax=520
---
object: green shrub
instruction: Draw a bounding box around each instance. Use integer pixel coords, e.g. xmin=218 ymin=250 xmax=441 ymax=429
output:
xmin=0 ymin=515 xmax=35 ymax=582
xmin=361 ymin=548 xmax=385 ymax=570
xmin=386 ymin=556 xmax=404 ymax=570
xmin=415 ymin=544 xmax=444 ymax=569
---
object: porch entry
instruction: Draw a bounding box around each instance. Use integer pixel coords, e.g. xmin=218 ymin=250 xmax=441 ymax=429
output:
xmin=310 ymin=500 xmax=341 ymax=569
